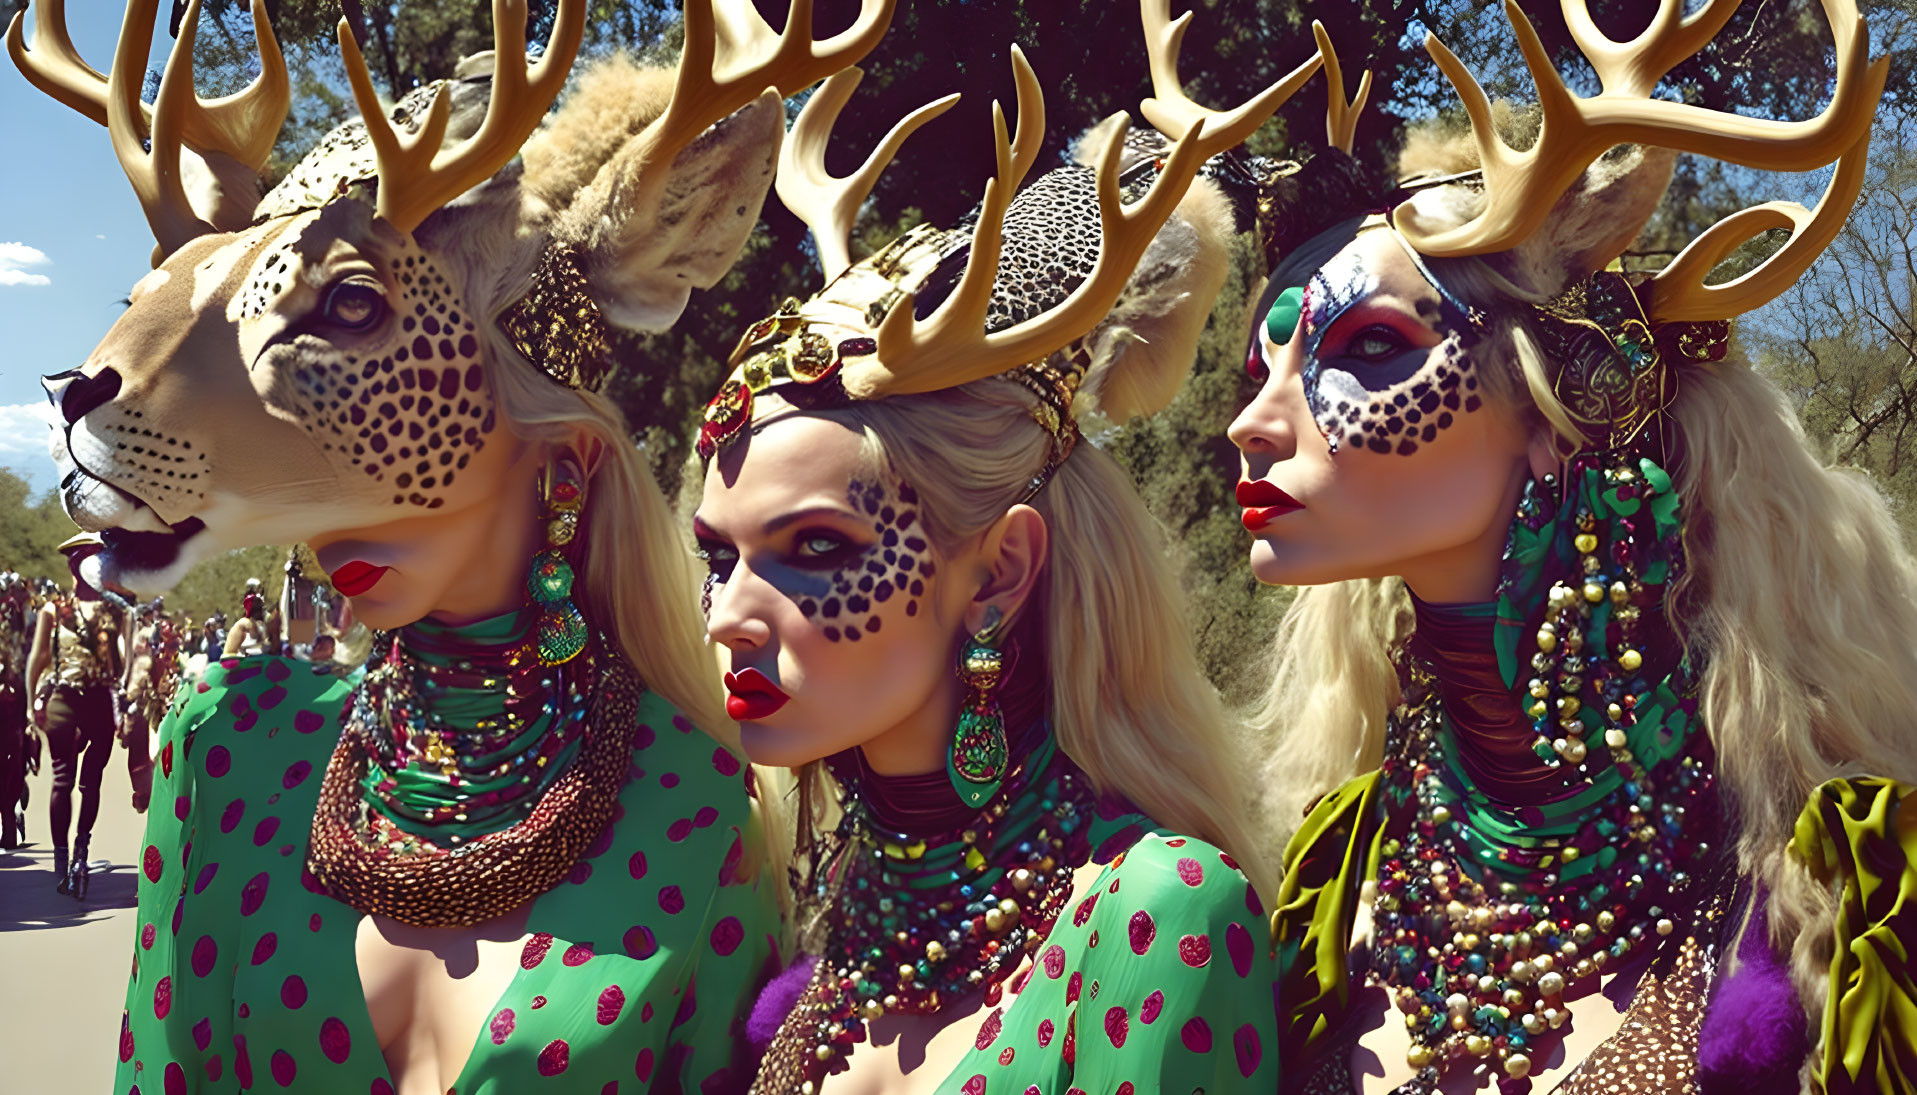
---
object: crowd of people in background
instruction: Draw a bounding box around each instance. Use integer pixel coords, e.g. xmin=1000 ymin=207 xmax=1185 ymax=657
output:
xmin=0 ymin=548 xmax=358 ymax=899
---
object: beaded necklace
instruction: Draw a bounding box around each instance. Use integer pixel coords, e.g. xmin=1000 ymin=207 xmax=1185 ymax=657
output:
xmin=306 ymin=615 xmax=641 ymax=928
xmin=354 ymin=611 xmax=588 ymax=843
xmin=1364 ymin=453 xmax=1722 ymax=1092
xmin=759 ymin=727 xmax=1148 ymax=1093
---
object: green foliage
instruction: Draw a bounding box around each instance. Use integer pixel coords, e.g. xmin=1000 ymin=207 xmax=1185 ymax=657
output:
xmin=0 ymin=468 xmax=70 ymax=582
xmin=167 ymin=544 xmax=290 ymax=627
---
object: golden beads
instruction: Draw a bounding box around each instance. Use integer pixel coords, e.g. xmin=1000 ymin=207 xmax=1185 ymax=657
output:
xmin=1619 ymin=648 xmax=1643 ymax=671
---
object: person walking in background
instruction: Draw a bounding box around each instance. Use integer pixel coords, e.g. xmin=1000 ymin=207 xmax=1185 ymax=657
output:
xmin=23 ymin=541 xmax=125 ymax=899
xmin=0 ymin=568 xmax=33 ymax=848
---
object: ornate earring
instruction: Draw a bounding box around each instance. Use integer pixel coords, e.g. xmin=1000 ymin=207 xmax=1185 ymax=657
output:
xmin=527 ymin=461 xmax=588 ymax=665
xmin=948 ymin=606 xmax=1012 ymax=809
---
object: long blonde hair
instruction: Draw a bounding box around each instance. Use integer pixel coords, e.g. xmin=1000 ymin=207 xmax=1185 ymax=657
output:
xmin=1251 ymin=135 xmax=1917 ymax=1025
xmin=776 ymin=376 xmax=1279 ymax=902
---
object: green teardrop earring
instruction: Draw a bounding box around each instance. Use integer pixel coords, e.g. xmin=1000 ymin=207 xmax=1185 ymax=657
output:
xmin=948 ymin=606 xmax=1012 ymax=809
xmin=528 ymin=462 xmax=588 ymax=666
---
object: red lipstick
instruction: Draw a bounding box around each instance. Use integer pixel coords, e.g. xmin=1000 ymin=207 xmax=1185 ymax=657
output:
xmin=724 ymin=667 xmax=789 ymax=721
xmin=330 ymin=560 xmax=390 ymax=597
xmin=1236 ymin=479 xmax=1305 ymax=531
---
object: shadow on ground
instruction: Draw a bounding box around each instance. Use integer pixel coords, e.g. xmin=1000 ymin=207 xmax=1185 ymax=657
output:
xmin=0 ymin=845 xmax=138 ymax=930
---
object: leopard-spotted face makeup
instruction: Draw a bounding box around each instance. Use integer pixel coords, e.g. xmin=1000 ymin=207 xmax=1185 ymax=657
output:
xmin=802 ymin=479 xmax=937 ymax=642
xmin=1254 ymin=233 xmax=1484 ymax=457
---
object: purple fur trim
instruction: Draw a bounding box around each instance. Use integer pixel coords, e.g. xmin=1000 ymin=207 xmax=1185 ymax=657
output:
xmin=747 ymin=953 xmax=820 ymax=1054
xmin=1697 ymin=887 xmax=1808 ymax=1095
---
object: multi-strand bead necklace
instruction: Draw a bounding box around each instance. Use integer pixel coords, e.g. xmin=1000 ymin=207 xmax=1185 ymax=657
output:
xmin=1366 ymin=453 xmax=1720 ymax=1091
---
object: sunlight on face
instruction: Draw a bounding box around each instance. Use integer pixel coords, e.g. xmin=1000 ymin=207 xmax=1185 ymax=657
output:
xmin=1227 ymin=229 xmax=1533 ymax=599
xmin=696 ymin=415 xmax=968 ymax=768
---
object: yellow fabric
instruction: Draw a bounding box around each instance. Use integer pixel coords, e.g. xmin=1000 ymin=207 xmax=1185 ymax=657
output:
xmin=1789 ymin=777 xmax=1917 ymax=1095
xmin=1271 ymin=770 xmax=1386 ymax=1067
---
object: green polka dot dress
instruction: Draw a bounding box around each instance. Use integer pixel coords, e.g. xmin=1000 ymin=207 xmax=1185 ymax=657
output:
xmin=116 ymin=656 xmax=779 ymax=1094
xmin=938 ymin=833 xmax=1280 ymax=1092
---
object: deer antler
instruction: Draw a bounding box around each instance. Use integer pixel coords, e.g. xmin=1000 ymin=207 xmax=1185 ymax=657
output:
xmin=1398 ymin=0 xmax=1887 ymax=258
xmin=9 ymin=0 xmax=289 ymax=258
xmin=1650 ymin=127 xmax=1871 ymax=321
xmin=339 ymin=0 xmax=586 ymax=235
xmin=1315 ymin=22 xmax=1372 ymax=155
xmin=777 ymin=69 xmax=959 ymax=282
xmin=862 ymin=19 xmax=1317 ymax=397
xmin=1139 ymin=0 xmax=1321 ymax=146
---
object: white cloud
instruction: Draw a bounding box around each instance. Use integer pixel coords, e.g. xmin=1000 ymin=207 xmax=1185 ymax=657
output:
xmin=0 ymin=403 xmax=58 ymax=494
xmin=94 ymin=234 xmax=106 ymax=241
xmin=0 ymin=242 xmax=51 ymax=287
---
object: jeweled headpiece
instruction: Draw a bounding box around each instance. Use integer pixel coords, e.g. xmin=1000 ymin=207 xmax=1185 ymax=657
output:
xmin=698 ymin=3 xmax=1329 ymax=495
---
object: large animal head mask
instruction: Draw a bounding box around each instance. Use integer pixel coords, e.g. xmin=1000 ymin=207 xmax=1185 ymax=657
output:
xmin=11 ymin=0 xmax=894 ymax=594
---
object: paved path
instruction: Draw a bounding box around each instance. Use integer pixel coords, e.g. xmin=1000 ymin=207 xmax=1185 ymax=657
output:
xmin=1 ymin=734 xmax=150 ymax=1094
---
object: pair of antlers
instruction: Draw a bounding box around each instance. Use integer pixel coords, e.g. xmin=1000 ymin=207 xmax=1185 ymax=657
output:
xmin=11 ymin=0 xmax=896 ymax=259
xmin=778 ymin=0 xmax=1331 ymax=397
xmin=1397 ymin=0 xmax=1885 ymax=322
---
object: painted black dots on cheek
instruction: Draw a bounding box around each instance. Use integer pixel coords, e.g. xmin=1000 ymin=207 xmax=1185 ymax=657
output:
xmin=1315 ymin=332 xmax=1483 ymax=457
xmin=800 ymin=478 xmax=936 ymax=643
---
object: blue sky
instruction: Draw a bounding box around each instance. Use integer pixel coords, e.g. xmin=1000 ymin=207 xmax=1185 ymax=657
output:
xmin=0 ymin=7 xmax=177 ymax=496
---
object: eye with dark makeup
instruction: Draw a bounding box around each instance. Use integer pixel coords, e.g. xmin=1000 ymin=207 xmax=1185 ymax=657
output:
xmin=789 ymin=529 xmax=866 ymax=570
xmin=1341 ymin=324 xmax=1413 ymax=363
xmin=693 ymin=537 xmax=738 ymax=581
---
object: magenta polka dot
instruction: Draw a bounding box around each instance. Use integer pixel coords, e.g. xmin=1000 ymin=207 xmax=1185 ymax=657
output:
xmin=252 ymin=932 xmax=278 ymax=965
xmin=234 ymin=710 xmax=258 ymax=733
xmin=1181 ymin=1016 xmax=1212 ymax=1053
xmin=1177 ymin=857 xmax=1204 ymax=886
xmin=1117 ymin=1085 xmax=1134 ymax=1095
xmin=532 ymin=994 xmax=548 ymax=1009
xmin=1072 ymin=894 xmax=1098 ymax=927
xmin=1234 ymin=1023 xmax=1263 ymax=1077
xmin=1166 ymin=837 xmax=1188 ymax=848
xmin=154 ymin=975 xmax=173 ymax=1018
xmin=640 ymin=1002 xmax=653 ymax=1022
xmin=628 ymin=851 xmax=648 ymax=879
xmin=220 ymin=799 xmax=246 ymax=834
xmin=308 ymin=912 xmax=323 ymax=932
xmin=141 ymin=923 xmax=156 ymax=950
xmin=240 ymin=873 xmax=270 ymax=916
xmin=1226 ymin=921 xmax=1253 ymax=977
xmin=281 ymin=974 xmax=307 ymax=1009
xmin=191 ymin=935 xmax=218 ymax=977
xmin=165 ymin=1061 xmax=186 ymax=1095
xmin=1129 ymin=909 xmax=1156 ymax=955
xmin=563 ymin=942 xmax=595 ymax=966
xmin=1043 ymin=943 xmax=1066 ymax=978
xmin=693 ymin=805 xmax=718 ymax=828
xmin=491 ymin=1008 xmax=516 ymax=1044
xmin=597 ymin=985 xmax=625 ymax=1025
xmin=205 ymin=746 xmax=231 ymax=778
xmin=660 ymin=772 xmax=679 ymax=789
xmin=281 ymin=760 xmax=310 ymax=789
xmin=260 ymin=685 xmax=288 ymax=710
xmin=1067 ymin=971 xmax=1083 ymax=1004
xmin=294 ymin=709 xmax=324 ymax=734
xmin=537 ymin=1039 xmax=570 ymax=1076
xmin=1036 ymin=1018 xmax=1054 ymax=1047
xmin=174 ymin=794 xmax=192 ymax=820
xmin=1141 ymin=989 xmax=1165 ymax=1024
xmin=710 ymin=916 xmax=743 ymax=957
xmin=567 ymin=861 xmax=592 ymax=885
xmin=666 ymin=818 xmax=694 ymax=842
xmin=143 ymin=845 xmax=164 ymax=883
xmin=718 ymin=835 xmax=745 ymax=885
xmin=1245 ymin=880 xmax=1263 ymax=916
xmin=522 ymin=932 xmax=554 ymax=969
xmin=1104 ymin=1006 xmax=1129 ymax=1048
xmin=372 ymin=1080 xmax=394 ymax=1095
xmin=961 ymin=1075 xmax=986 ymax=1095
xmin=252 ymin=816 xmax=280 ymax=847
xmin=319 ymin=1017 xmax=351 ymax=1063
xmin=193 ymin=1017 xmax=212 ymax=1050
xmin=1109 ymin=877 xmax=1121 ymax=894
xmin=634 ymin=723 xmax=656 ymax=749
xmin=119 ymin=1014 xmax=135 ymax=1061
xmin=634 ymin=1047 xmax=655 ymax=1081
xmin=233 ymin=1034 xmax=253 ymax=1087
xmin=658 ymin=886 xmax=685 ymax=914
xmin=270 ymin=1049 xmax=296 ymax=1086
xmin=711 ymin=748 xmax=740 ymax=777
xmin=624 ymin=925 xmax=658 ymax=959
xmin=975 ymin=1007 xmax=1002 ymax=1050
xmin=1178 ymin=933 xmax=1211 ymax=968
xmin=192 ymin=863 xmax=219 ymax=894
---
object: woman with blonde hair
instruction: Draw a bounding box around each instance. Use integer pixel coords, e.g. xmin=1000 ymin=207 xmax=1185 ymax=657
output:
xmin=12 ymin=0 xmax=899 ymax=1088
xmin=1226 ymin=0 xmax=1915 ymax=1091
xmin=695 ymin=16 xmax=1322 ymax=1089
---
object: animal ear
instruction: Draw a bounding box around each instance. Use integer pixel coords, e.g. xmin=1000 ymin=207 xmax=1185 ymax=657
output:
xmin=526 ymin=59 xmax=783 ymax=332
xmin=1506 ymin=146 xmax=1675 ymax=295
